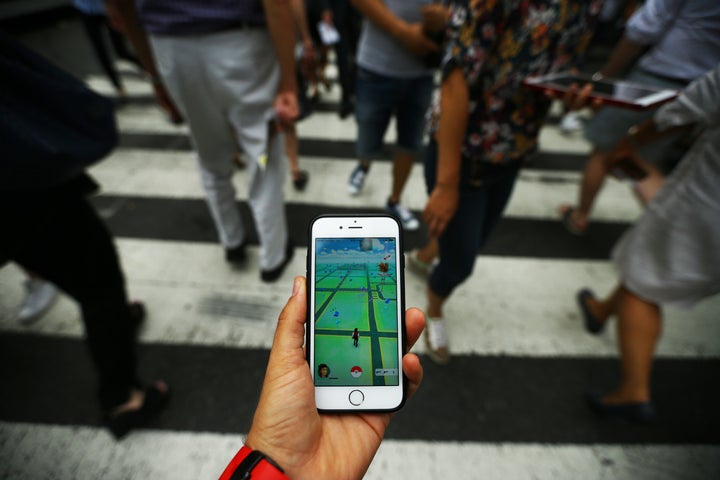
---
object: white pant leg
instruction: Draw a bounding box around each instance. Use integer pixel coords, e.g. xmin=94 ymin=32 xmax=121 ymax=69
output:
xmin=149 ymin=34 xmax=245 ymax=249
xmin=152 ymin=29 xmax=288 ymax=269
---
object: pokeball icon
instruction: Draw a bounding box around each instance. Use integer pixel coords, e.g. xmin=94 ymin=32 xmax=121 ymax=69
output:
xmin=350 ymin=366 xmax=363 ymax=378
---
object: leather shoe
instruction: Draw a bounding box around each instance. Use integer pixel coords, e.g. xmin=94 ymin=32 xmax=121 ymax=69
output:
xmin=586 ymin=393 xmax=656 ymax=423
xmin=577 ymin=288 xmax=605 ymax=334
xmin=225 ymin=241 xmax=247 ymax=266
xmin=261 ymin=240 xmax=294 ymax=283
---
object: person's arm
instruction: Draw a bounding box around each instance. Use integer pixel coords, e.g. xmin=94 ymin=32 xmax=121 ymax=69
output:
xmin=105 ymin=0 xmax=183 ymax=123
xmin=423 ymin=66 xmax=468 ymax=238
xmin=263 ymin=0 xmax=300 ymax=127
xmin=290 ymin=0 xmax=314 ymax=51
xmin=219 ymin=277 xmax=425 ymax=479
xmin=350 ymin=0 xmax=438 ymax=56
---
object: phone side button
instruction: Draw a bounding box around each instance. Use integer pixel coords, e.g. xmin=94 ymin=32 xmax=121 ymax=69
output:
xmin=348 ymin=390 xmax=365 ymax=406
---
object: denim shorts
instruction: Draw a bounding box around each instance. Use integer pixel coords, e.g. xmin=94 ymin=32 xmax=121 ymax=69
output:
xmin=354 ymin=67 xmax=434 ymax=159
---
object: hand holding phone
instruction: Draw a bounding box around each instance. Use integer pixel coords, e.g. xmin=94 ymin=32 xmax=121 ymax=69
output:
xmin=240 ymin=276 xmax=425 ymax=479
xmin=523 ymin=72 xmax=678 ymax=110
xmin=307 ymin=215 xmax=407 ymax=411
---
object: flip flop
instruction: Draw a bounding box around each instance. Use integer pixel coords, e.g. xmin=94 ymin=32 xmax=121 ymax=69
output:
xmin=560 ymin=206 xmax=588 ymax=236
xmin=105 ymin=382 xmax=170 ymax=439
xmin=577 ymin=289 xmax=605 ymax=334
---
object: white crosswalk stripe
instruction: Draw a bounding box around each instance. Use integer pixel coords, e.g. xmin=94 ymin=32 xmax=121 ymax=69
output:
xmin=2 ymin=27 xmax=719 ymax=480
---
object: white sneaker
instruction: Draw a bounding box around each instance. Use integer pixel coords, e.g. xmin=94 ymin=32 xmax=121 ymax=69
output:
xmin=559 ymin=112 xmax=583 ymax=134
xmin=347 ymin=165 xmax=367 ymax=196
xmin=424 ymin=317 xmax=450 ymax=365
xmin=18 ymin=279 xmax=58 ymax=325
xmin=386 ymin=201 xmax=420 ymax=231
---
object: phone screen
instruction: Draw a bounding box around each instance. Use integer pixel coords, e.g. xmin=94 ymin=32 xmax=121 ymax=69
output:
xmin=312 ymin=236 xmax=400 ymax=388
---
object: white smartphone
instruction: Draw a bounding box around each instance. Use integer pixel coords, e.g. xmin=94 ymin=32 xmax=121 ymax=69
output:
xmin=306 ymin=214 xmax=407 ymax=412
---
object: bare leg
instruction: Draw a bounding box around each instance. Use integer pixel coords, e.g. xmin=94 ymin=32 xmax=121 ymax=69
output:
xmin=415 ymin=238 xmax=439 ymax=265
xmin=560 ymin=149 xmax=609 ymax=229
xmin=389 ymin=151 xmax=414 ymax=204
xmin=604 ymin=286 xmax=661 ymax=404
xmin=633 ymin=164 xmax=665 ymax=206
xmin=427 ymin=286 xmax=446 ymax=318
xmin=584 ymin=285 xmax=620 ymax=324
xmin=285 ymin=124 xmax=300 ymax=179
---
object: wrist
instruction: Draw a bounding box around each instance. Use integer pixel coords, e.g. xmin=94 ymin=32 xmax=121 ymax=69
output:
xmin=219 ymin=445 xmax=288 ymax=480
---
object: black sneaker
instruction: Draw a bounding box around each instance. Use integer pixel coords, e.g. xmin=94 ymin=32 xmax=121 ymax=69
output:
xmin=260 ymin=240 xmax=294 ymax=283
xmin=225 ymin=241 xmax=247 ymax=266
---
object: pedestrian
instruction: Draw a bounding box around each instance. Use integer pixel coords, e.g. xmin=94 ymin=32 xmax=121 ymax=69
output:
xmin=0 ymin=33 xmax=169 ymax=439
xmin=578 ymin=64 xmax=720 ymax=422
xmin=109 ymin=0 xmax=300 ymax=282
xmin=420 ymin=0 xmax=602 ymax=364
xmin=558 ymin=0 xmax=720 ymax=235
xmin=345 ymin=0 xmax=440 ymax=232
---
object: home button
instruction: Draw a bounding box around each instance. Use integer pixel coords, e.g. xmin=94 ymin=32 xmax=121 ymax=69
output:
xmin=349 ymin=390 xmax=364 ymax=406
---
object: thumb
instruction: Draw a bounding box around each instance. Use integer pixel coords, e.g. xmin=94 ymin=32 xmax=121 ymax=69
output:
xmin=271 ymin=276 xmax=308 ymax=354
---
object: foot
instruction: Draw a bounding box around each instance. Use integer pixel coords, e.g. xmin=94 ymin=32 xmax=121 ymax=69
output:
xmin=347 ymin=165 xmax=368 ymax=196
xmin=18 ymin=279 xmax=58 ymax=325
xmin=225 ymin=241 xmax=248 ymax=267
xmin=292 ymin=170 xmax=309 ymax=191
xmin=577 ymin=289 xmax=607 ymax=334
xmin=105 ymin=380 xmax=170 ymax=439
xmin=386 ymin=200 xmax=420 ymax=231
xmin=425 ymin=317 xmax=450 ymax=365
xmin=261 ymin=240 xmax=295 ymax=283
xmin=407 ymin=249 xmax=435 ymax=277
xmin=559 ymin=112 xmax=583 ymax=134
xmin=585 ymin=392 xmax=655 ymax=423
xmin=128 ymin=300 xmax=146 ymax=332
xmin=558 ymin=204 xmax=589 ymax=235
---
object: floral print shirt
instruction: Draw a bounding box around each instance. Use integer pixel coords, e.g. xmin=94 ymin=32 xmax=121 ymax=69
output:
xmin=431 ymin=0 xmax=602 ymax=182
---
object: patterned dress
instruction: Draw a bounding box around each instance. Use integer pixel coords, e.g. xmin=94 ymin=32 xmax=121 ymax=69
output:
xmin=430 ymin=0 xmax=602 ymax=185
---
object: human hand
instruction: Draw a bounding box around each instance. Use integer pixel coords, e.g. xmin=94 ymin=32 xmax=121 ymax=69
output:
xmin=151 ymin=82 xmax=184 ymax=125
xmin=547 ymin=82 xmax=603 ymax=112
xmin=244 ymin=277 xmax=425 ymax=480
xmin=421 ymin=4 xmax=449 ymax=34
xmin=605 ymin=148 xmax=648 ymax=182
xmin=397 ymin=22 xmax=440 ymax=56
xmin=274 ymin=90 xmax=299 ymax=132
xmin=423 ymin=183 xmax=459 ymax=238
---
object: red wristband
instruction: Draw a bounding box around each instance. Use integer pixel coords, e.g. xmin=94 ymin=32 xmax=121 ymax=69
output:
xmin=219 ymin=446 xmax=289 ymax=480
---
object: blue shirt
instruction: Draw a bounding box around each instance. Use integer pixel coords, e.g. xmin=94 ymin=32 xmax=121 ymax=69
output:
xmin=136 ymin=0 xmax=267 ymax=35
xmin=626 ymin=0 xmax=720 ymax=82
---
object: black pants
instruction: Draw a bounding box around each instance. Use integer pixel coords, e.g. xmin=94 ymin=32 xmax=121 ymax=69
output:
xmin=0 ymin=178 xmax=138 ymax=411
xmin=79 ymin=12 xmax=140 ymax=92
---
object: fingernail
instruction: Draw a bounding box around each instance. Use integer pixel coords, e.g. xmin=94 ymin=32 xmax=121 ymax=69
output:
xmin=292 ymin=277 xmax=301 ymax=297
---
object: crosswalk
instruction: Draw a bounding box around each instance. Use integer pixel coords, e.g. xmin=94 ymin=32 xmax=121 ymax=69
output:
xmin=2 ymin=27 xmax=720 ymax=479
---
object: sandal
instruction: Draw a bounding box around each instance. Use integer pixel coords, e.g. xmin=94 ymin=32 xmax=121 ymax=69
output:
xmin=292 ymin=170 xmax=309 ymax=191
xmin=105 ymin=382 xmax=170 ymax=439
xmin=559 ymin=205 xmax=588 ymax=236
xmin=577 ymin=289 xmax=605 ymax=334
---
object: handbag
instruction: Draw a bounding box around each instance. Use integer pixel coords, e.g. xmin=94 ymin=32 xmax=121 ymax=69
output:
xmin=0 ymin=32 xmax=117 ymax=191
